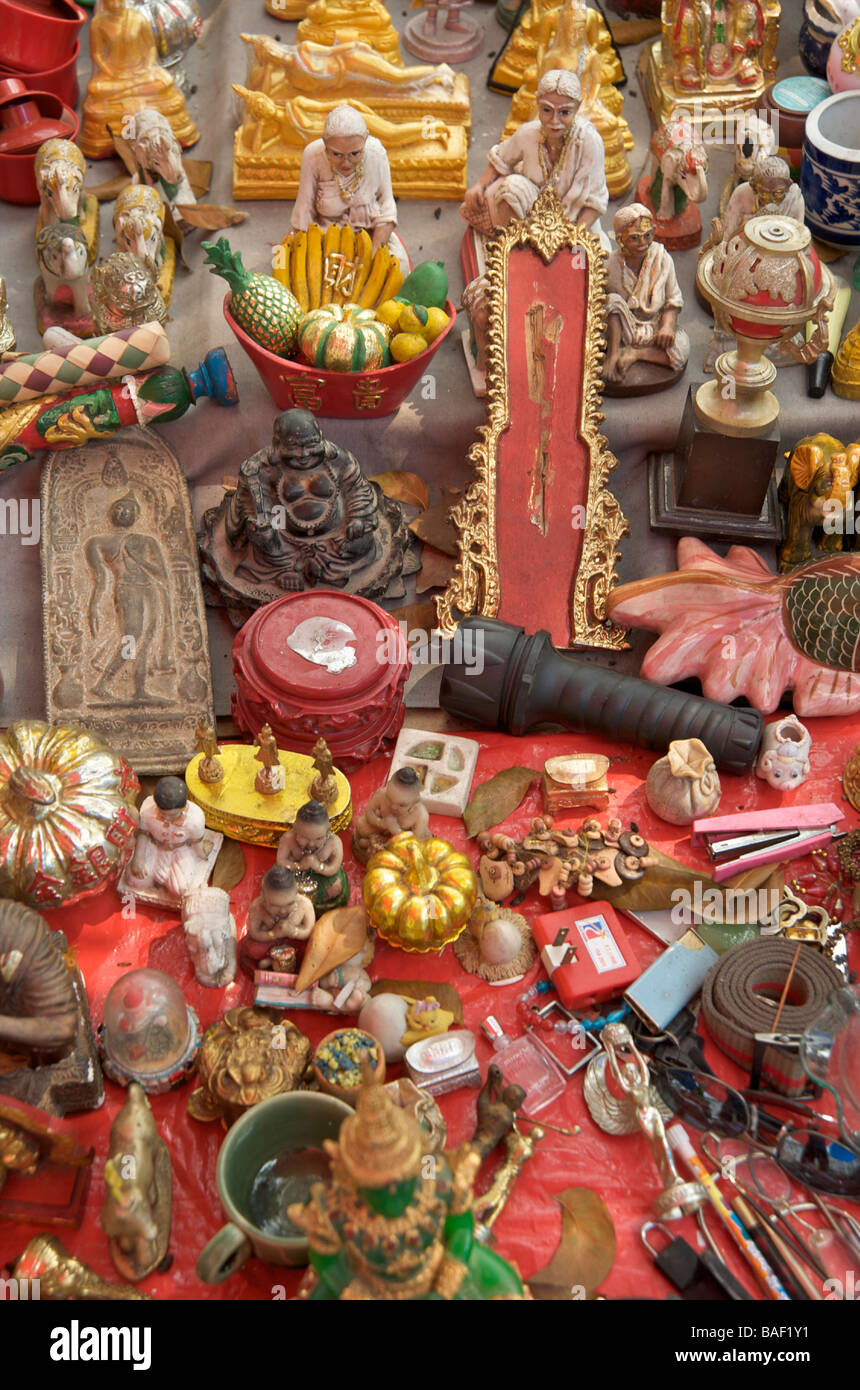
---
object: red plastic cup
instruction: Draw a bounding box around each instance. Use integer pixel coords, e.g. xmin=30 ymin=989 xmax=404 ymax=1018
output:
xmin=0 ymin=41 xmax=80 ymax=108
xmin=0 ymin=0 xmax=86 ymax=74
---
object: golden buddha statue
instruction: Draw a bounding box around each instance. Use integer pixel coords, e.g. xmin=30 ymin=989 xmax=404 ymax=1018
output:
xmin=297 ymin=0 xmax=403 ymax=67
xmin=644 ymin=0 xmax=781 ymax=125
xmin=502 ymin=0 xmax=632 ymax=198
xmin=232 ymin=87 xmax=467 ymax=201
xmin=80 ymin=0 xmax=198 ymax=160
xmin=239 ymin=33 xmax=471 ymax=130
xmin=491 ymin=0 xmax=620 ymax=95
xmin=833 ymin=317 xmax=860 ymax=400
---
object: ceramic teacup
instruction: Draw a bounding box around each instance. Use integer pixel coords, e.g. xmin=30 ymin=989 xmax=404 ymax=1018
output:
xmin=802 ymin=90 xmax=860 ymax=249
xmin=196 ymin=1091 xmax=351 ymax=1284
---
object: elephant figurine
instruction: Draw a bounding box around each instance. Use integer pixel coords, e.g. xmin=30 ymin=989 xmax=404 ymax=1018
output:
xmin=113 ymin=184 xmax=176 ymax=305
xmin=34 ymin=223 xmax=93 ymax=334
xmin=779 ymin=433 xmax=860 ymax=572
xmin=34 ymin=138 xmax=99 ymax=264
xmin=636 ymin=116 xmax=709 ymax=250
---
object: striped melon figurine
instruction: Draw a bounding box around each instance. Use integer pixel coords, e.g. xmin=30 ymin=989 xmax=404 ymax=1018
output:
xmin=297 ymin=304 xmax=391 ymax=373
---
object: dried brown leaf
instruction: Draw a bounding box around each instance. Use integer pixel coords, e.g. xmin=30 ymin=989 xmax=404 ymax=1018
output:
xmin=598 ymin=845 xmax=719 ymax=913
xmin=87 ymin=172 xmax=133 ymax=202
xmin=416 ymin=544 xmax=455 ymax=593
xmin=212 ymin=837 xmax=246 ymax=891
xmin=408 ymin=500 xmax=458 ymax=556
xmin=529 ymin=1188 xmax=616 ymax=1301
xmin=174 ymin=203 xmax=248 ymax=231
xmin=369 ymin=470 xmax=430 ymax=511
xmin=108 ymin=129 xmax=139 ymax=178
xmin=182 ymin=159 xmax=213 ymax=199
xmin=388 ymin=601 xmax=439 ymax=635
xmin=464 ymin=767 xmax=540 ymax=838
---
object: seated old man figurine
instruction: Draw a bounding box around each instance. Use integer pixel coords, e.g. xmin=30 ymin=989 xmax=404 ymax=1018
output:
xmin=352 ymin=767 xmax=430 ymax=866
xmin=720 ymin=155 xmax=804 ymax=245
xmin=291 ymin=104 xmax=409 ymax=274
xmin=199 ymin=408 xmax=411 ymax=621
xmin=277 ymin=800 xmax=349 ymax=916
xmin=604 ymin=203 xmax=689 ymax=390
xmin=240 ymin=865 xmax=316 ymax=977
xmin=125 ymin=776 xmax=215 ymax=904
xmin=460 ymin=69 xmax=608 ymax=247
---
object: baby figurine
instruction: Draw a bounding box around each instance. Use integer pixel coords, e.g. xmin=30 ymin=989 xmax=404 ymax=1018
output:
xmin=351 ymin=766 xmax=430 ymax=866
xmin=276 ymin=800 xmax=349 ymax=915
xmin=240 ymin=865 xmax=316 ymax=977
xmin=125 ymin=776 xmax=214 ymax=905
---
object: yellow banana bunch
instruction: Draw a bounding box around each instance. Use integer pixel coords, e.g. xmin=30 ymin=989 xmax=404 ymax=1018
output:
xmin=306 ymin=224 xmax=323 ymax=310
xmin=273 ymin=222 xmax=402 ymax=313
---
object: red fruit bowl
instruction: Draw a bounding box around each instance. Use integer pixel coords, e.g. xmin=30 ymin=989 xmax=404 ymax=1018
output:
xmin=222 ymin=292 xmax=457 ymax=420
xmin=0 ymin=0 xmax=86 ymax=74
xmin=0 ymin=41 xmax=81 ymax=108
xmin=0 ymin=99 xmax=78 ymax=203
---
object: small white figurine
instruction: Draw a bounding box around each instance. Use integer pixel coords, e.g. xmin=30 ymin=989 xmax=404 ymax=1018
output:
xmin=125 ymin=776 xmax=217 ymax=904
xmin=756 ymin=715 xmax=812 ymax=791
xmin=720 ymin=111 xmax=777 ymax=214
xmin=720 ymin=156 xmax=805 ymax=245
xmin=460 ymin=69 xmax=609 ymax=247
xmin=291 ymin=103 xmax=409 ymax=274
xmin=35 ymin=224 xmax=91 ymax=320
xmin=604 ymin=203 xmax=689 ymax=386
xmin=182 ymin=885 xmax=238 ymax=988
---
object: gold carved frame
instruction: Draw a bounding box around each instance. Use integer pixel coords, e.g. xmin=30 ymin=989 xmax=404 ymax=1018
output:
xmin=437 ymin=186 xmax=628 ymax=649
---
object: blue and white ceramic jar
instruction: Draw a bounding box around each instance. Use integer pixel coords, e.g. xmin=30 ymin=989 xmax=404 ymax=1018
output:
xmin=800 ymin=0 xmax=846 ymax=74
xmin=802 ymin=90 xmax=860 ymax=249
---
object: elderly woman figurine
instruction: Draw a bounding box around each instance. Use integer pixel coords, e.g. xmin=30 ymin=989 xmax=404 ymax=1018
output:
xmin=291 ymin=103 xmax=408 ymax=274
xmin=460 ymin=69 xmax=608 ymax=247
xmin=604 ymin=203 xmax=689 ymax=387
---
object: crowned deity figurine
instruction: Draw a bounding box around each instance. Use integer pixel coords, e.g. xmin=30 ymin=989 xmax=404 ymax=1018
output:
xmin=645 ymin=0 xmax=781 ymax=124
xmin=80 ymin=0 xmax=199 ymax=160
xmin=289 ymin=1065 xmax=529 ymax=1299
xmin=198 ymin=408 xmax=412 ymax=622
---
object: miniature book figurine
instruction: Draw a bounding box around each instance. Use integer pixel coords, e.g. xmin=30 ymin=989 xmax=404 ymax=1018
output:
xmin=289 ymin=1065 xmax=529 ymax=1299
xmin=291 ymin=104 xmax=409 ymax=273
xmin=80 ymin=0 xmax=199 ymax=160
xmin=254 ymin=723 xmax=285 ymax=795
xmin=351 ymin=766 xmax=430 ymax=865
xmin=460 ymin=69 xmax=608 ymax=244
xmin=240 ymin=865 xmax=316 ymax=977
xmin=403 ymin=0 xmax=484 ymax=63
xmin=756 ymin=714 xmax=812 ymax=790
xmin=604 ymin=203 xmax=689 ymax=394
xmin=35 ymin=139 xmax=99 ymax=265
xmin=125 ymin=776 xmax=216 ymax=904
xmin=199 ymin=408 xmax=411 ymax=619
xmin=636 ymin=116 xmax=709 ymax=250
xmin=100 ymin=1082 xmax=171 ymax=1281
xmin=277 ymin=800 xmax=349 ymax=915
xmin=34 ymin=225 xmax=93 ymax=338
xmin=91 ymin=252 xmax=167 ymax=336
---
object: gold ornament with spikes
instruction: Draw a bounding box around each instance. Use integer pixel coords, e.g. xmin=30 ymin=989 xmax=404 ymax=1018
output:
xmin=330 ymin=1057 xmax=423 ymax=1188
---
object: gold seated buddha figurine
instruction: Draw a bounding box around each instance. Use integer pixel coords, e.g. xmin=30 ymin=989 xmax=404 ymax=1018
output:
xmin=491 ymin=0 xmax=621 ymax=94
xmin=502 ymin=0 xmax=632 ymax=199
xmin=232 ymin=88 xmax=467 ymax=201
xmin=832 ymin=317 xmax=860 ymax=400
xmin=240 ymin=33 xmax=471 ymax=132
xmin=80 ymin=0 xmax=198 ymax=160
xmin=297 ymin=0 xmax=403 ymax=67
xmin=644 ymin=0 xmax=781 ymax=126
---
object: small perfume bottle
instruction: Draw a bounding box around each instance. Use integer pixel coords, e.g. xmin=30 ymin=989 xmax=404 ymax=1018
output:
xmin=480 ymin=1016 xmax=566 ymax=1113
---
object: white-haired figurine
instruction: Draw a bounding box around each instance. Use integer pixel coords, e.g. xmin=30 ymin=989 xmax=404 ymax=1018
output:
xmin=291 ymin=102 xmax=408 ymax=273
xmin=604 ymin=202 xmax=689 ymax=388
xmin=459 ymin=69 xmax=609 ymax=248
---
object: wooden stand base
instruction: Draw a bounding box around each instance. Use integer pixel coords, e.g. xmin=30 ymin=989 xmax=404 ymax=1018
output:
xmin=648 ymin=450 xmax=782 ymax=542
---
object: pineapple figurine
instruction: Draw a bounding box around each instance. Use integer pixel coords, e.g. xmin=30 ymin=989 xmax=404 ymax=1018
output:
xmin=202 ymin=237 xmax=302 ymax=358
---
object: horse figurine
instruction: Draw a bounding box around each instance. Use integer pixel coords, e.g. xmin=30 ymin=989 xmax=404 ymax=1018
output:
xmin=123 ymin=108 xmax=197 ymax=215
xmin=636 ymin=116 xmax=709 ymax=250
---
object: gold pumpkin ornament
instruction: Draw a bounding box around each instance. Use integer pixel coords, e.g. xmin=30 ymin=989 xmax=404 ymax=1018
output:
xmin=362 ymin=831 xmax=478 ymax=953
xmin=0 ymin=721 xmax=140 ymax=909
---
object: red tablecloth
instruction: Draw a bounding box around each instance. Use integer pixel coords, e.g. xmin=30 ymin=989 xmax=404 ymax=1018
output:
xmin=2 ymin=722 xmax=858 ymax=1300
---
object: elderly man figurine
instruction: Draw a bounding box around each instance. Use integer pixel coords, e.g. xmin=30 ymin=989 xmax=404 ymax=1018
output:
xmin=720 ymin=155 xmax=804 ymax=245
xmin=604 ymin=203 xmax=689 ymax=387
xmin=291 ymin=103 xmax=409 ymax=274
xmin=460 ymin=69 xmax=609 ymax=248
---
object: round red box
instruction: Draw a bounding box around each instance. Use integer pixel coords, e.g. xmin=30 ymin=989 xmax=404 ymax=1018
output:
xmin=0 ymin=41 xmax=81 ymax=108
xmin=0 ymin=0 xmax=86 ymax=74
xmin=231 ymin=590 xmax=411 ymax=768
xmin=223 ymin=293 xmax=457 ymax=420
xmin=0 ymin=93 xmax=79 ymax=204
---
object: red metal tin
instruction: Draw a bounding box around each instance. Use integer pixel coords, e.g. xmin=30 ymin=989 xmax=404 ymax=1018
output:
xmin=232 ymin=590 xmax=411 ymax=768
